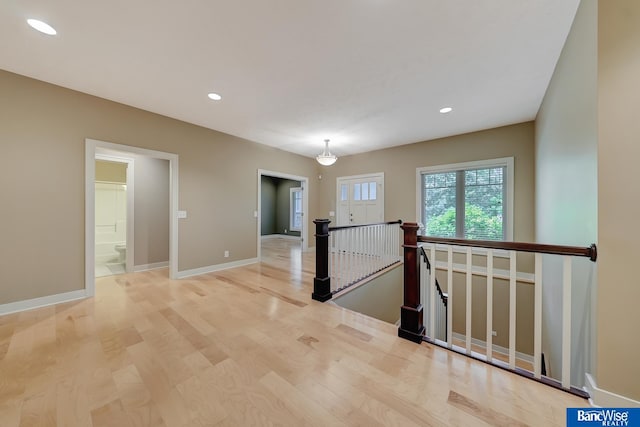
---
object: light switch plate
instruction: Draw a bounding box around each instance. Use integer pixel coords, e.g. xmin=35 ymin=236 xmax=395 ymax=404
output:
xmin=178 ymin=210 xmax=187 ymax=219
xmin=329 ymin=211 xmax=335 ymax=217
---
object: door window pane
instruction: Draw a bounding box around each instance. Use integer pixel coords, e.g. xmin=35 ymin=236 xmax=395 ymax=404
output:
xmin=369 ymin=182 xmax=377 ymax=200
xmin=353 ymin=183 xmax=361 ymax=201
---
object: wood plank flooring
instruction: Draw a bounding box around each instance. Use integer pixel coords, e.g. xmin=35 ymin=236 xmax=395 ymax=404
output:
xmin=0 ymin=238 xmax=587 ymax=426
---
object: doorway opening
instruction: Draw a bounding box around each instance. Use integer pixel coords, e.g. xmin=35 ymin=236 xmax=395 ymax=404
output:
xmin=257 ymin=169 xmax=309 ymax=261
xmin=85 ymin=139 xmax=179 ymax=296
xmin=94 ymin=156 xmax=133 ymax=277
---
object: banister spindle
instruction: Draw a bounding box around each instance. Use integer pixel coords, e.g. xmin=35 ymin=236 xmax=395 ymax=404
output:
xmin=447 ymin=245 xmax=453 ymax=349
xmin=534 ymin=253 xmax=543 ymax=378
xmin=429 ymin=245 xmax=436 ymax=341
xmin=486 ymin=248 xmax=494 ymax=363
xmin=328 ymin=231 xmax=334 ymax=292
xmin=509 ymin=250 xmax=517 ymax=369
xmin=562 ymin=255 xmax=572 ymax=389
xmin=465 ymin=247 xmax=472 ymax=355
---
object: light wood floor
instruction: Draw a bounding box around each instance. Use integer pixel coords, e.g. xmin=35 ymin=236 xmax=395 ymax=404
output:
xmin=0 ymin=238 xmax=586 ymax=426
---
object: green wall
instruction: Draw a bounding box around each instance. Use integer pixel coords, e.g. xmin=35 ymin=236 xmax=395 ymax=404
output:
xmin=261 ymin=176 xmax=301 ymax=237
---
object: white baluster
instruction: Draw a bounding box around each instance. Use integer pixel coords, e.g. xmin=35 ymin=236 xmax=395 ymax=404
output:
xmin=447 ymin=246 xmax=453 ymax=348
xmin=345 ymin=230 xmax=350 ymax=289
xmin=327 ymin=232 xmax=336 ymax=291
xmin=381 ymin=224 xmax=385 ymax=266
xmin=337 ymin=230 xmax=342 ymax=290
xmin=486 ymin=249 xmax=494 ymax=363
xmin=466 ymin=247 xmax=472 ymax=355
xmin=369 ymin=226 xmax=372 ymax=272
xmin=534 ymin=253 xmax=543 ymax=378
xmin=430 ymin=245 xmax=436 ymax=341
xmin=420 ymin=247 xmax=427 ymax=335
xmin=562 ymin=256 xmax=572 ymax=389
xmin=509 ymin=250 xmax=517 ymax=369
xmin=359 ymin=226 xmax=363 ymax=278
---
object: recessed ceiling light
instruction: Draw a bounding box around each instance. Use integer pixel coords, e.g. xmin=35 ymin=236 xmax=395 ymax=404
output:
xmin=207 ymin=93 xmax=222 ymax=101
xmin=27 ymin=19 xmax=57 ymax=35
xmin=439 ymin=107 xmax=453 ymax=114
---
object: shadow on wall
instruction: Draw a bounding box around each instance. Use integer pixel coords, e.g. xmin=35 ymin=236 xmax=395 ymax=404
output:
xmin=332 ymin=264 xmax=403 ymax=324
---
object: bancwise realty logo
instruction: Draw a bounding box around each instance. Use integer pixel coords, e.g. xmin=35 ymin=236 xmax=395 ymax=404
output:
xmin=567 ymin=408 xmax=640 ymax=426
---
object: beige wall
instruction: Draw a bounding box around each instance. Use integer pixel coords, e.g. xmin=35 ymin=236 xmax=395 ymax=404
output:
xmin=333 ymin=265 xmax=403 ymax=324
xmin=597 ymin=0 xmax=640 ymax=401
xmin=317 ymin=122 xmax=535 ymax=243
xmin=134 ymin=156 xmax=170 ymax=266
xmin=535 ymin=0 xmax=598 ymax=386
xmin=95 ymin=160 xmax=127 ymax=183
xmin=0 ymin=69 xmax=320 ymax=305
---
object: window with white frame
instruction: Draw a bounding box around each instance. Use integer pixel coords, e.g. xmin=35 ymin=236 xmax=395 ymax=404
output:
xmin=290 ymin=187 xmax=303 ymax=231
xmin=416 ymin=158 xmax=513 ymax=241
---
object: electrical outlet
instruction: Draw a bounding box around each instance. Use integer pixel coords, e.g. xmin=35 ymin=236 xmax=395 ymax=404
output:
xmin=492 ymin=330 xmax=497 ymax=336
xmin=224 ymin=250 xmax=229 ymax=258
xmin=284 ymin=229 xmax=287 ymax=233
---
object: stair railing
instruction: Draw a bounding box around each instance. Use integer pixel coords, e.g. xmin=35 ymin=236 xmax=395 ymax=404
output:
xmin=398 ymin=222 xmax=597 ymax=396
xmin=419 ymin=246 xmax=448 ymax=342
xmin=312 ymin=219 xmax=402 ymax=302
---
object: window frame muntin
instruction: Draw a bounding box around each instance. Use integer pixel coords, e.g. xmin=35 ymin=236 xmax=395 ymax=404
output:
xmin=290 ymin=187 xmax=303 ymax=232
xmin=416 ymin=157 xmax=514 ymax=241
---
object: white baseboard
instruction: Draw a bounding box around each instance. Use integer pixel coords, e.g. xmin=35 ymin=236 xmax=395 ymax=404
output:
xmin=176 ymin=258 xmax=259 ymax=279
xmin=0 ymin=289 xmax=88 ymax=316
xmin=134 ymin=261 xmax=169 ymax=272
xmin=452 ymin=332 xmax=534 ymax=363
xmin=584 ymin=373 xmax=640 ymax=408
xmin=261 ymin=234 xmax=301 ymax=241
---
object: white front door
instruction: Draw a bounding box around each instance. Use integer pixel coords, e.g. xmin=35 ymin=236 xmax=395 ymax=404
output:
xmin=336 ymin=173 xmax=384 ymax=226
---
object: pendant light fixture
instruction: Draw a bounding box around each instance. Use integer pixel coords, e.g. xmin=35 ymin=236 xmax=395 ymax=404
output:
xmin=316 ymin=139 xmax=337 ymax=166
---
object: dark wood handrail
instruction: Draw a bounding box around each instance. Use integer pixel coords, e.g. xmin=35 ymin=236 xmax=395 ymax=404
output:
xmin=417 ymin=236 xmax=597 ymax=261
xmin=329 ymin=220 xmax=402 ymax=232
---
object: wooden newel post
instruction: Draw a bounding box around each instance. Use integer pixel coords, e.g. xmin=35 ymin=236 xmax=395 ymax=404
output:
xmin=398 ymin=222 xmax=425 ymax=343
xmin=312 ymin=219 xmax=332 ymax=302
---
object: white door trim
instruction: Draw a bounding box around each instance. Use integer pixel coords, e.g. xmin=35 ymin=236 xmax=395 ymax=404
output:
xmin=85 ymin=139 xmax=179 ymax=296
xmin=257 ymin=169 xmax=309 ymax=260
xmin=95 ymin=154 xmax=135 ymax=273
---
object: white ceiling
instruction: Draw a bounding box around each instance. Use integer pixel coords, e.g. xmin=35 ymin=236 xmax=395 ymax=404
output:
xmin=0 ymin=0 xmax=580 ymax=158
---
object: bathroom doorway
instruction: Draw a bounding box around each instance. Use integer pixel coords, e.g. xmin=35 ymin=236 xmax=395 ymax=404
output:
xmin=94 ymin=156 xmax=133 ymax=277
xmin=85 ymin=139 xmax=179 ymax=297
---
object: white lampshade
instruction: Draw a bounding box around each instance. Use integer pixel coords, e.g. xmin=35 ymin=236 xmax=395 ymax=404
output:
xmin=316 ymin=139 xmax=337 ymax=166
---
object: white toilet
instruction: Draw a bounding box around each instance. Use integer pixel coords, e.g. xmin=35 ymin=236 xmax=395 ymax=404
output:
xmin=114 ymin=244 xmax=126 ymax=263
